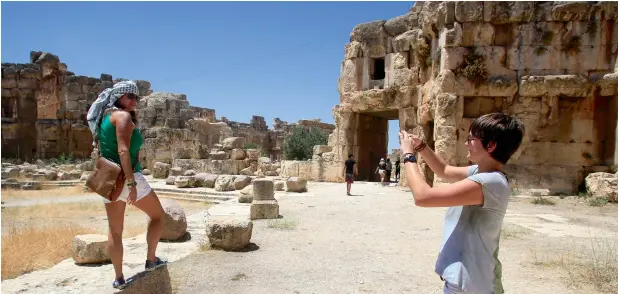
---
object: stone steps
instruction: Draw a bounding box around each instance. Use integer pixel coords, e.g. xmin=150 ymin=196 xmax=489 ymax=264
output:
xmin=155 ymin=190 xmax=235 ymax=204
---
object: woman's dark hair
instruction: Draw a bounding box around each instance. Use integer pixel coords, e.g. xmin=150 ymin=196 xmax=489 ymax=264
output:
xmin=469 ymin=112 xmax=525 ymax=164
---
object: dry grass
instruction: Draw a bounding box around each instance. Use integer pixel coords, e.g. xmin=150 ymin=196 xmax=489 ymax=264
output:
xmin=531 ymin=196 xmax=556 ymax=206
xmin=1 ymin=223 xmax=145 ymax=280
xmin=530 ymin=235 xmax=618 ymax=293
xmin=266 ymin=219 xmax=298 ymax=231
xmin=500 ymin=223 xmax=533 ymax=240
xmin=1 ymin=185 xmax=87 ymax=200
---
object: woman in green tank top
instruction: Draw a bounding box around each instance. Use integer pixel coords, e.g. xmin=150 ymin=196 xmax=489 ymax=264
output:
xmin=87 ymin=80 xmax=166 ymax=290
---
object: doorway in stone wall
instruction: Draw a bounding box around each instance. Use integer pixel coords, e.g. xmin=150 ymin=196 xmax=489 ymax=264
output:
xmin=355 ymin=110 xmax=398 ymax=182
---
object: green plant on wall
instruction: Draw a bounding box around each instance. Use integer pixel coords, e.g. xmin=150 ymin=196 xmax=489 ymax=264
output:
xmin=455 ymin=49 xmax=488 ymax=86
xmin=283 ymin=126 xmax=328 ymax=161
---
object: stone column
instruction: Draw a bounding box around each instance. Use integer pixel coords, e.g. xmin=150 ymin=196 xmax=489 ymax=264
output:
xmin=433 ymin=93 xmax=461 ymax=186
xmin=250 ymin=179 xmax=279 ymax=220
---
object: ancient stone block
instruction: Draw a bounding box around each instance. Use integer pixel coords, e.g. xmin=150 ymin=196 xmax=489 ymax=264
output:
xmin=385 ymin=12 xmax=417 ymax=36
xmin=252 ymin=178 xmax=274 ymax=201
xmin=210 ymin=151 xmax=227 ymax=160
xmin=2 ymin=78 xmax=17 ymax=88
xmin=461 ymin=23 xmax=494 ymax=47
xmin=165 ymin=176 xmax=175 ymax=185
xmin=170 ymin=167 xmax=183 ymax=176
xmin=350 ymin=20 xmax=387 ymax=43
xmin=222 ymin=137 xmax=245 ymax=150
xmin=214 ymin=175 xmax=236 ymax=191
xmin=392 ymin=29 xmax=422 ymax=52
xmin=230 ymin=148 xmax=246 ymax=160
xmin=483 ymin=1 xmax=535 ymax=24
xmin=250 ymin=200 xmax=279 ymax=220
xmin=175 ymin=176 xmax=195 ymax=188
xmin=439 ymin=23 xmax=462 ymax=48
xmin=233 ymin=175 xmax=252 ymax=190
xmin=286 ymin=177 xmax=307 ymax=193
xmin=455 ymin=1 xmax=483 ymax=23
xmin=551 ymin=2 xmax=592 ymax=21
xmin=206 ymin=216 xmax=253 ymax=251
xmin=21 ymin=181 xmax=41 ymax=190
xmin=152 ymin=162 xmax=170 ymax=179
xmin=159 ymin=199 xmax=188 ymax=241
xmin=71 ymin=234 xmax=110 ymax=264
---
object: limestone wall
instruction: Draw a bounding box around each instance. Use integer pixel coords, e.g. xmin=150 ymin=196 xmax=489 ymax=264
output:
xmin=326 ymin=1 xmax=618 ymax=193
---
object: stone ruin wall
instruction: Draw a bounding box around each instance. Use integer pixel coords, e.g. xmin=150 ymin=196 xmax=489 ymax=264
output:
xmin=2 ymin=52 xmax=335 ymax=178
xmin=1 ymin=52 xmax=152 ymax=161
xmin=306 ymin=1 xmax=618 ymax=193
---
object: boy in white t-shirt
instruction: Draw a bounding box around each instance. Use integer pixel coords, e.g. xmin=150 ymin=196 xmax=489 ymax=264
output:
xmin=398 ymin=113 xmax=525 ymax=294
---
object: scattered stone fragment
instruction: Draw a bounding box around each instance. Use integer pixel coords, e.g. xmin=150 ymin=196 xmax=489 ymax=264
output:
xmin=21 ymin=181 xmax=41 ymax=190
xmin=142 ymin=169 xmax=152 ymax=176
xmin=165 ymin=176 xmax=176 ymax=185
xmin=207 ymin=216 xmax=253 ymax=251
xmin=183 ymin=169 xmax=196 ymax=176
xmin=159 ymin=199 xmax=188 ymax=241
xmin=152 ymin=162 xmax=171 ymax=178
xmin=215 ymin=175 xmax=236 ymax=191
xmin=274 ymin=181 xmax=285 ymax=191
xmin=72 ymin=234 xmax=111 ymax=264
xmin=286 ymin=177 xmax=308 ymax=192
xmin=170 ymin=167 xmax=183 ymax=176
xmin=234 ymin=175 xmax=252 ymax=190
xmin=175 ymin=176 xmax=196 ymax=188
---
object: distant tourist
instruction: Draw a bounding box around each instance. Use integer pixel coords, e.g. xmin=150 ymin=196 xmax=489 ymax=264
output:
xmin=385 ymin=158 xmax=392 ymax=182
xmin=375 ymin=158 xmax=387 ymax=184
xmin=394 ymin=159 xmax=401 ymax=181
xmin=344 ymin=154 xmax=358 ymax=196
xmin=87 ymin=80 xmax=167 ymax=290
xmin=398 ymin=113 xmax=524 ymax=294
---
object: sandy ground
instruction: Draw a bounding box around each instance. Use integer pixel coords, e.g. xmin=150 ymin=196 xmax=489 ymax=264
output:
xmin=168 ymin=181 xmax=618 ymax=294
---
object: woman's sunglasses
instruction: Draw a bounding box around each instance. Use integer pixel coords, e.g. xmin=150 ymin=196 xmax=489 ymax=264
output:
xmin=125 ymin=93 xmax=140 ymax=102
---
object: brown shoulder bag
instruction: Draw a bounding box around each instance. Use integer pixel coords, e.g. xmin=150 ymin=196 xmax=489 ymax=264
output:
xmin=85 ymin=140 xmax=126 ymax=201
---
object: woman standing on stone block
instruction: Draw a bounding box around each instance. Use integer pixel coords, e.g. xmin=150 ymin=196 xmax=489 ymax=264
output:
xmin=399 ymin=113 xmax=524 ymax=294
xmin=87 ymin=80 xmax=167 ymax=290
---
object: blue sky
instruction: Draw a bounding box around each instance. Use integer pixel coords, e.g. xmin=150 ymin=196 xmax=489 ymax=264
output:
xmin=2 ymin=1 xmax=412 ymax=152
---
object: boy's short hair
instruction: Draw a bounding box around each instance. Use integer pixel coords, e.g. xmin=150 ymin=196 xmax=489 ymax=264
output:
xmin=348 ymin=154 xmax=354 ymax=159
xmin=469 ymin=112 xmax=525 ymax=164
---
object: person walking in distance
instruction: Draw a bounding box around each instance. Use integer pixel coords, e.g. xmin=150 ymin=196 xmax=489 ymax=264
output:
xmin=86 ymin=80 xmax=167 ymax=290
xmin=394 ymin=159 xmax=401 ymax=181
xmin=344 ymin=154 xmax=358 ymax=195
xmin=398 ymin=113 xmax=524 ymax=294
xmin=385 ymin=158 xmax=392 ymax=182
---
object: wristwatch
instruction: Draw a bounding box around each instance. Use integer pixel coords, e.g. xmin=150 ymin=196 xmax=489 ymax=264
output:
xmin=403 ymin=153 xmax=417 ymax=164
xmin=127 ymin=180 xmax=137 ymax=188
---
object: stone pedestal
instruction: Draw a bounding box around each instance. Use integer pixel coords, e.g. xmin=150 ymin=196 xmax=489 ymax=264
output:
xmin=250 ymin=179 xmax=279 ymax=219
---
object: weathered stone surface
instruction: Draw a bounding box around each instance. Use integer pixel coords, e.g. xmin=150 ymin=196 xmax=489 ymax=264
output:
xmin=585 ymin=172 xmax=618 ymax=199
xmin=71 ymin=234 xmax=110 ymax=264
xmin=141 ymin=169 xmax=151 ymax=176
xmin=222 ymin=137 xmax=245 ymax=150
xmin=159 ymin=199 xmax=188 ymax=241
xmin=233 ymin=175 xmax=252 ymax=190
xmin=175 ymin=176 xmax=196 ymax=188
xmin=252 ymin=178 xmax=274 ymax=201
xmin=206 ymin=216 xmax=253 ymax=251
xmin=239 ymin=185 xmax=253 ymax=203
xmin=198 ymin=173 xmax=218 ymax=188
xmin=274 ymin=181 xmax=285 ymax=191
xmin=210 ymin=151 xmax=227 ymax=160
xmin=21 ymin=181 xmax=41 ymax=190
xmin=214 ymin=175 xmax=236 ymax=191
xmin=230 ymin=148 xmax=246 ymax=160
xmin=183 ymin=169 xmax=196 ymax=176
xmin=170 ymin=167 xmax=183 ymax=177
xmin=152 ymin=162 xmax=170 ymax=178
xmin=286 ymin=177 xmax=308 ymax=193
xmin=250 ymin=200 xmax=279 ymax=220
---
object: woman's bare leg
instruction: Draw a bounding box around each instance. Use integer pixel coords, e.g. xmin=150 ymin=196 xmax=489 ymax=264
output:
xmin=133 ymin=190 xmax=164 ymax=261
xmin=104 ymin=200 xmax=127 ymax=280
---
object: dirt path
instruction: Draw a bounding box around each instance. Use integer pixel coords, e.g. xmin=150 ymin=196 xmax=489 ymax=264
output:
xmin=168 ymin=182 xmax=617 ymax=294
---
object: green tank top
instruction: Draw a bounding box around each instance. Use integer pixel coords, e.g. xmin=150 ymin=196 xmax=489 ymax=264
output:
xmin=98 ymin=113 xmax=143 ymax=173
